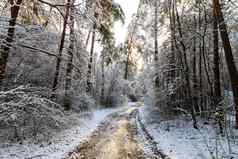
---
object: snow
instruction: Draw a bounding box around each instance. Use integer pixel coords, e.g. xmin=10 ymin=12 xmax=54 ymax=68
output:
xmin=139 ymin=106 xmax=238 ymax=159
xmin=0 ymin=106 xmax=125 ymax=159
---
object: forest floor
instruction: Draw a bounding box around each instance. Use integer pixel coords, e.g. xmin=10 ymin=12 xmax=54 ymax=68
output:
xmin=66 ymin=105 xmax=167 ymax=159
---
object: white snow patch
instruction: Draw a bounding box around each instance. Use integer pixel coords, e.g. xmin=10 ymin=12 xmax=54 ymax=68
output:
xmin=139 ymin=106 xmax=238 ymax=159
xmin=0 ymin=107 xmax=125 ymax=159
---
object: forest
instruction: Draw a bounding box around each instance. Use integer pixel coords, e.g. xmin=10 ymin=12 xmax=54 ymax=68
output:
xmin=0 ymin=0 xmax=238 ymax=159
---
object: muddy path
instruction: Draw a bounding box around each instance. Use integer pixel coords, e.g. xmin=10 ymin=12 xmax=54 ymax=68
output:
xmin=66 ymin=106 xmax=168 ymax=159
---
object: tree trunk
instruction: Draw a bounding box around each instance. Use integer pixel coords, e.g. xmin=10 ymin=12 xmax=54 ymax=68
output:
xmin=101 ymin=51 xmax=105 ymax=104
xmin=213 ymin=0 xmax=238 ymax=128
xmin=64 ymin=0 xmax=75 ymax=110
xmin=169 ymin=0 xmax=176 ymax=81
xmin=52 ymin=0 xmax=71 ymax=94
xmin=193 ymin=15 xmax=199 ymax=112
xmin=0 ymin=0 xmax=23 ymax=83
xmin=154 ymin=0 xmax=159 ymax=87
xmin=213 ymin=1 xmax=221 ymax=107
xmin=86 ymin=23 xmax=96 ymax=93
xmin=85 ymin=28 xmax=92 ymax=48
xmin=154 ymin=0 xmax=158 ymax=63
xmin=202 ymin=11 xmax=214 ymax=111
xmin=124 ymin=40 xmax=131 ymax=80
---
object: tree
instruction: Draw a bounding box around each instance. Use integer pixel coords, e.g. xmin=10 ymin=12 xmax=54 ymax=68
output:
xmin=99 ymin=0 xmax=125 ymax=103
xmin=86 ymin=21 xmax=96 ymax=94
xmin=213 ymin=0 xmax=238 ymax=128
xmin=85 ymin=0 xmax=99 ymax=94
xmin=213 ymin=5 xmax=221 ymax=107
xmin=64 ymin=0 xmax=75 ymax=109
xmin=52 ymin=0 xmax=71 ymax=95
xmin=124 ymin=1 xmax=141 ymax=80
xmin=168 ymin=0 xmax=176 ymax=83
xmin=154 ymin=0 xmax=159 ymax=87
xmin=86 ymin=0 xmax=125 ymax=94
xmin=0 ymin=0 xmax=23 ymax=84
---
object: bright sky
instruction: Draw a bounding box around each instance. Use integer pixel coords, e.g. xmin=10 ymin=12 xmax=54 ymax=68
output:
xmin=113 ymin=0 xmax=140 ymax=45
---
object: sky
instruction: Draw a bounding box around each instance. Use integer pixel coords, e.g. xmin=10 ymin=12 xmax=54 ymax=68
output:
xmin=113 ymin=0 xmax=140 ymax=45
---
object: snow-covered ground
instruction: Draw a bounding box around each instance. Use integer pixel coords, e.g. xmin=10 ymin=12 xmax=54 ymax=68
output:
xmin=139 ymin=106 xmax=238 ymax=159
xmin=0 ymin=106 xmax=125 ymax=159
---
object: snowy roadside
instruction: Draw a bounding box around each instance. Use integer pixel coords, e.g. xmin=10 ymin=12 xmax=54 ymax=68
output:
xmin=0 ymin=106 xmax=125 ymax=159
xmin=139 ymin=106 xmax=238 ymax=159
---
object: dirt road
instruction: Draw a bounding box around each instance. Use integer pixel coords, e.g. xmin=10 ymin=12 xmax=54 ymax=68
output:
xmin=67 ymin=106 xmax=168 ymax=159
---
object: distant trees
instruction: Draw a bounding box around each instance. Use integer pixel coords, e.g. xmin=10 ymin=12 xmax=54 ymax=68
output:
xmin=99 ymin=0 xmax=125 ymax=104
xmin=173 ymin=0 xmax=198 ymax=128
xmin=86 ymin=0 xmax=125 ymax=96
xmin=133 ymin=0 xmax=238 ymax=129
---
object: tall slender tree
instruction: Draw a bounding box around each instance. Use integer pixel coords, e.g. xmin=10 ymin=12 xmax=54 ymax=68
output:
xmin=192 ymin=15 xmax=199 ymax=112
xmin=213 ymin=6 xmax=221 ymax=107
xmin=64 ymin=0 xmax=75 ymax=109
xmin=124 ymin=1 xmax=141 ymax=80
xmin=86 ymin=21 xmax=96 ymax=93
xmin=168 ymin=0 xmax=176 ymax=82
xmin=52 ymin=0 xmax=71 ymax=94
xmin=154 ymin=0 xmax=159 ymax=87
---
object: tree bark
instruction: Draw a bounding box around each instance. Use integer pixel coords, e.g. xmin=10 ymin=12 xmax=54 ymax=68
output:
xmin=213 ymin=0 xmax=238 ymax=128
xmin=0 ymin=0 xmax=23 ymax=83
